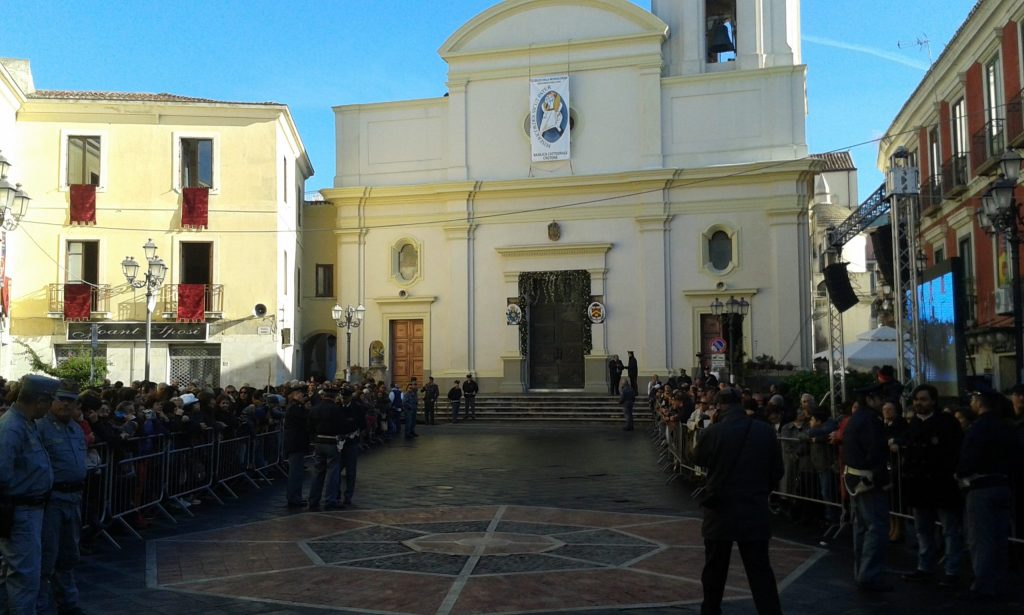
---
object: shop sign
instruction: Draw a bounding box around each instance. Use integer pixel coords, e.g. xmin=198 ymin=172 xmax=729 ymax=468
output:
xmin=66 ymin=322 xmax=208 ymax=342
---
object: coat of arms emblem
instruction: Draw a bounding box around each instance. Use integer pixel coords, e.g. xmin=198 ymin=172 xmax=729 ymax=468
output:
xmin=547 ymin=221 xmax=561 ymax=242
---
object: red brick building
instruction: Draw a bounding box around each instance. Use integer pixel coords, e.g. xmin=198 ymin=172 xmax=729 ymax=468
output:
xmin=880 ymin=0 xmax=1024 ymax=389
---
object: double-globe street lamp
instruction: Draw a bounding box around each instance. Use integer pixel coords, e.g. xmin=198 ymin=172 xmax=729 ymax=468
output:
xmin=979 ymin=150 xmax=1024 ymax=384
xmin=0 ymin=149 xmax=32 ymax=231
xmin=709 ymin=295 xmax=750 ymax=383
xmin=332 ymin=303 xmax=365 ymax=380
xmin=122 ymin=239 xmax=167 ymax=383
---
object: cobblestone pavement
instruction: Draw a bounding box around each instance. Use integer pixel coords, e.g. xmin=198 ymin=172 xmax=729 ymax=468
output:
xmin=76 ymin=422 xmax=1024 ymax=614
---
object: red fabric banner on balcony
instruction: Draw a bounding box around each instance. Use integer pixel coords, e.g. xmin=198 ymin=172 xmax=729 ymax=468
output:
xmin=177 ymin=284 xmax=206 ymax=322
xmin=1 ymin=277 xmax=10 ymax=316
xmin=69 ymin=184 xmax=96 ymax=225
xmin=63 ymin=283 xmax=92 ymax=321
xmin=182 ymin=187 xmax=209 ymax=229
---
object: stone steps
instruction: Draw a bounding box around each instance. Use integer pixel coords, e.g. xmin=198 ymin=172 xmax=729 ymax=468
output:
xmin=427 ymin=394 xmax=653 ymax=424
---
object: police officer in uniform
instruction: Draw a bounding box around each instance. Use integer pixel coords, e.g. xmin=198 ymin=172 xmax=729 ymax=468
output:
xmin=336 ymin=387 xmax=366 ymax=507
xmin=307 ymin=384 xmax=343 ymax=510
xmin=36 ymin=380 xmax=87 ymax=615
xmin=0 ymin=375 xmax=57 ymax=615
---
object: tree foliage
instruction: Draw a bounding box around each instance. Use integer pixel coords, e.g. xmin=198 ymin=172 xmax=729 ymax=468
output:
xmin=16 ymin=340 xmax=108 ymax=388
xmin=781 ymin=369 xmax=878 ymax=412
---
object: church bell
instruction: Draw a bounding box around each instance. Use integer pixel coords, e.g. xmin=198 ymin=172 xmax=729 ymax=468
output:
xmin=707 ymin=20 xmax=735 ymax=54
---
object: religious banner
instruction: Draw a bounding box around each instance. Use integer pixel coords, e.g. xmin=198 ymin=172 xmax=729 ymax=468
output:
xmin=530 ymin=75 xmax=570 ymax=162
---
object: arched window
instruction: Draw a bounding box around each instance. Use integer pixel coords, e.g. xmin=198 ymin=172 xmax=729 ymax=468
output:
xmin=397 ymin=243 xmax=418 ymax=282
xmin=708 ymin=230 xmax=732 ymax=271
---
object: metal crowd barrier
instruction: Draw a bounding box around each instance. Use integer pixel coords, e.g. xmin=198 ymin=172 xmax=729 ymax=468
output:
xmin=650 ymin=413 xmax=1022 ymax=546
xmin=251 ymin=429 xmax=287 ymax=483
xmin=214 ymin=433 xmax=260 ymax=498
xmin=109 ymin=435 xmax=175 ymax=540
xmin=82 ymin=427 xmax=286 ymax=547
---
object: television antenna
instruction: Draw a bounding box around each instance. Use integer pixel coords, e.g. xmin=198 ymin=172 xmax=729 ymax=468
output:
xmin=898 ymin=35 xmax=933 ymax=65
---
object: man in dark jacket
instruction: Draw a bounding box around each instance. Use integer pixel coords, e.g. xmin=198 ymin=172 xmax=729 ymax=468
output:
xmin=307 ymin=386 xmax=343 ymax=509
xmin=843 ymin=386 xmax=892 ymax=592
xmin=618 ymin=379 xmax=636 ymax=431
xmin=900 ymin=384 xmax=963 ymax=585
xmin=626 ymin=351 xmax=639 ymax=393
xmin=283 ymin=384 xmax=309 ymax=508
xmin=956 ymin=391 xmax=1018 ymax=600
xmin=421 ymin=377 xmax=439 ymax=425
xmin=462 ymin=375 xmax=479 ymax=420
xmin=694 ymin=388 xmax=784 ymax=615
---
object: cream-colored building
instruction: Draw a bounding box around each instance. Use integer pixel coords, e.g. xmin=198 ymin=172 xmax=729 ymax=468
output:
xmin=311 ymin=0 xmax=817 ymax=392
xmin=0 ymin=58 xmax=312 ymax=386
xmin=808 ymin=152 xmax=878 ymax=356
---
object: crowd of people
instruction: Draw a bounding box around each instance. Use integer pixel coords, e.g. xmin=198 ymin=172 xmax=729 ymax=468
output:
xmin=650 ymin=366 xmax=1024 ymax=608
xmin=0 ymin=369 xmax=481 ymax=614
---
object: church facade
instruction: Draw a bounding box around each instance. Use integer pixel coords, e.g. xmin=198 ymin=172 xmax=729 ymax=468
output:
xmin=312 ymin=0 xmax=817 ymax=392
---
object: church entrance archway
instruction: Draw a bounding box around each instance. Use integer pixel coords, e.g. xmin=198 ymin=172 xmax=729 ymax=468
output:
xmin=521 ymin=270 xmax=590 ymax=390
xmin=302 ymin=333 xmax=337 ymax=382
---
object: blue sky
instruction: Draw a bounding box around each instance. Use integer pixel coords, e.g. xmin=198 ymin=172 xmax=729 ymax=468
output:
xmin=4 ymin=0 xmax=976 ymax=201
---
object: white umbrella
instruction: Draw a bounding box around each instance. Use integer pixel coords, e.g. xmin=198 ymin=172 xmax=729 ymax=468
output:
xmin=814 ymin=326 xmax=898 ymax=371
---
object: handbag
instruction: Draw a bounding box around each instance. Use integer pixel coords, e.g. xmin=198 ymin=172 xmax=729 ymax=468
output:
xmin=691 ymin=418 xmax=753 ymax=509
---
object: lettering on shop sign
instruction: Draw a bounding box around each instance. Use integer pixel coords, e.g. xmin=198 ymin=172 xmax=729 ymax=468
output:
xmin=66 ymin=322 xmax=208 ymax=342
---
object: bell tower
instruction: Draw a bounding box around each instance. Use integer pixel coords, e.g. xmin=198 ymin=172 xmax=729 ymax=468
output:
xmin=652 ymin=0 xmax=801 ymax=77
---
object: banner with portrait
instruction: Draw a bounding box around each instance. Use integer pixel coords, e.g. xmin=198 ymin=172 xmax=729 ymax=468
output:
xmin=529 ymin=75 xmax=570 ymax=162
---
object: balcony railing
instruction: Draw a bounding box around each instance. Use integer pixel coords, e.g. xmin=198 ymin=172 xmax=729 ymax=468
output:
xmin=940 ymin=154 xmax=969 ymax=198
xmin=48 ymin=283 xmax=111 ymax=317
xmin=160 ymin=284 xmax=224 ymax=320
xmin=920 ymin=174 xmax=943 ymax=213
xmin=972 ymin=118 xmax=1005 ymax=176
xmin=1007 ymin=88 xmax=1024 ymax=146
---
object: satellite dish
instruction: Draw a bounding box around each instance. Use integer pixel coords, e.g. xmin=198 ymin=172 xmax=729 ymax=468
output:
xmin=253 ymin=303 xmax=267 ymax=317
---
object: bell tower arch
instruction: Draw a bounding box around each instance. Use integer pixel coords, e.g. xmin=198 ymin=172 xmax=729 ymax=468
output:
xmin=652 ymin=0 xmax=801 ymax=76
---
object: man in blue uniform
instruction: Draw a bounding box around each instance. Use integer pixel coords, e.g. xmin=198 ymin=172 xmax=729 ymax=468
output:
xmin=36 ymin=379 xmax=88 ymax=615
xmin=0 ymin=375 xmax=57 ymax=615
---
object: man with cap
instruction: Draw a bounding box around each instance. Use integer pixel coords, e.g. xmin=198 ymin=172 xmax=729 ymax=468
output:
xmin=335 ymin=386 xmax=367 ymax=507
xmin=36 ymin=379 xmax=87 ymax=615
xmin=0 ymin=375 xmax=57 ymax=614
xmin=461 ymin=374 xmax=479 ymax=420
xmin=843 ymin=385 xmax=892 ymax=592
xmin=694 ymin=387 xmax=784 ymax=615
xmin=421 ymin=376 xmax=439 ymax=426
xmin=307 ymin=383 xmax=344 ymax=509
xmin=282 ymin=382 xmax=310 ymax=508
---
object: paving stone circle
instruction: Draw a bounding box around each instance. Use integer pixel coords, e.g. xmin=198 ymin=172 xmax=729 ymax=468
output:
xmin=149 ymin=505 xmax=824 ymax=614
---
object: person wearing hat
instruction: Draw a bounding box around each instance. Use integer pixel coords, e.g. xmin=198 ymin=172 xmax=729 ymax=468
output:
xmin=843 ymin=385 xmax=893 ymax=592
xmin=447 ymin=380 xmax=463 ymax=423
xmin=36 ymin=379 xmax=87 ymax=615
xmin=461 ymin=374 xmax=479 ymax=420
xmin=0 ymin=375 xmax=58 ymax=614
xmin=307 ymin=385 xmax=345 ymax=509
xmin=336 ymin=386 xmax=366 ymax=506
xmin=876 ymin=365 xmax=904 ymax=406
xmin=283 ymin=383 xmax=310 ymax=508
xmin=694 ymin=387 xmax=784 ymax=615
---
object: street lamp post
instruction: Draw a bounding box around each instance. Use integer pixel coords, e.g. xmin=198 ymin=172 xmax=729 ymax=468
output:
xmin=710 ymin=296 xmax=750 ymax=384
xmin=0 ymin=149 xmax=32 ymax=231
xmin=979 ymin=150 xmax=1024 ymax=384
xmin=122 ymin=238 xmax=167 ymax=383
xmin=332 ymin=303 xmax=366 ymax=380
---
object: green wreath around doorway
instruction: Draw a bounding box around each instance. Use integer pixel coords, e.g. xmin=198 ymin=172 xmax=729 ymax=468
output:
xmin=517 ymin=270 xmax=593 ymax=356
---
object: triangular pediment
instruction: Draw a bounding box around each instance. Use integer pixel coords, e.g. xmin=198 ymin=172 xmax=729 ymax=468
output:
xmin=440 ymin=0 xmax=668 ymax=58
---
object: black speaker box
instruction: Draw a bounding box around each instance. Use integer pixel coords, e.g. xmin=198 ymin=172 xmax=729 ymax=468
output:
xmin=823 ymin=262 xmax=859 ymax=313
